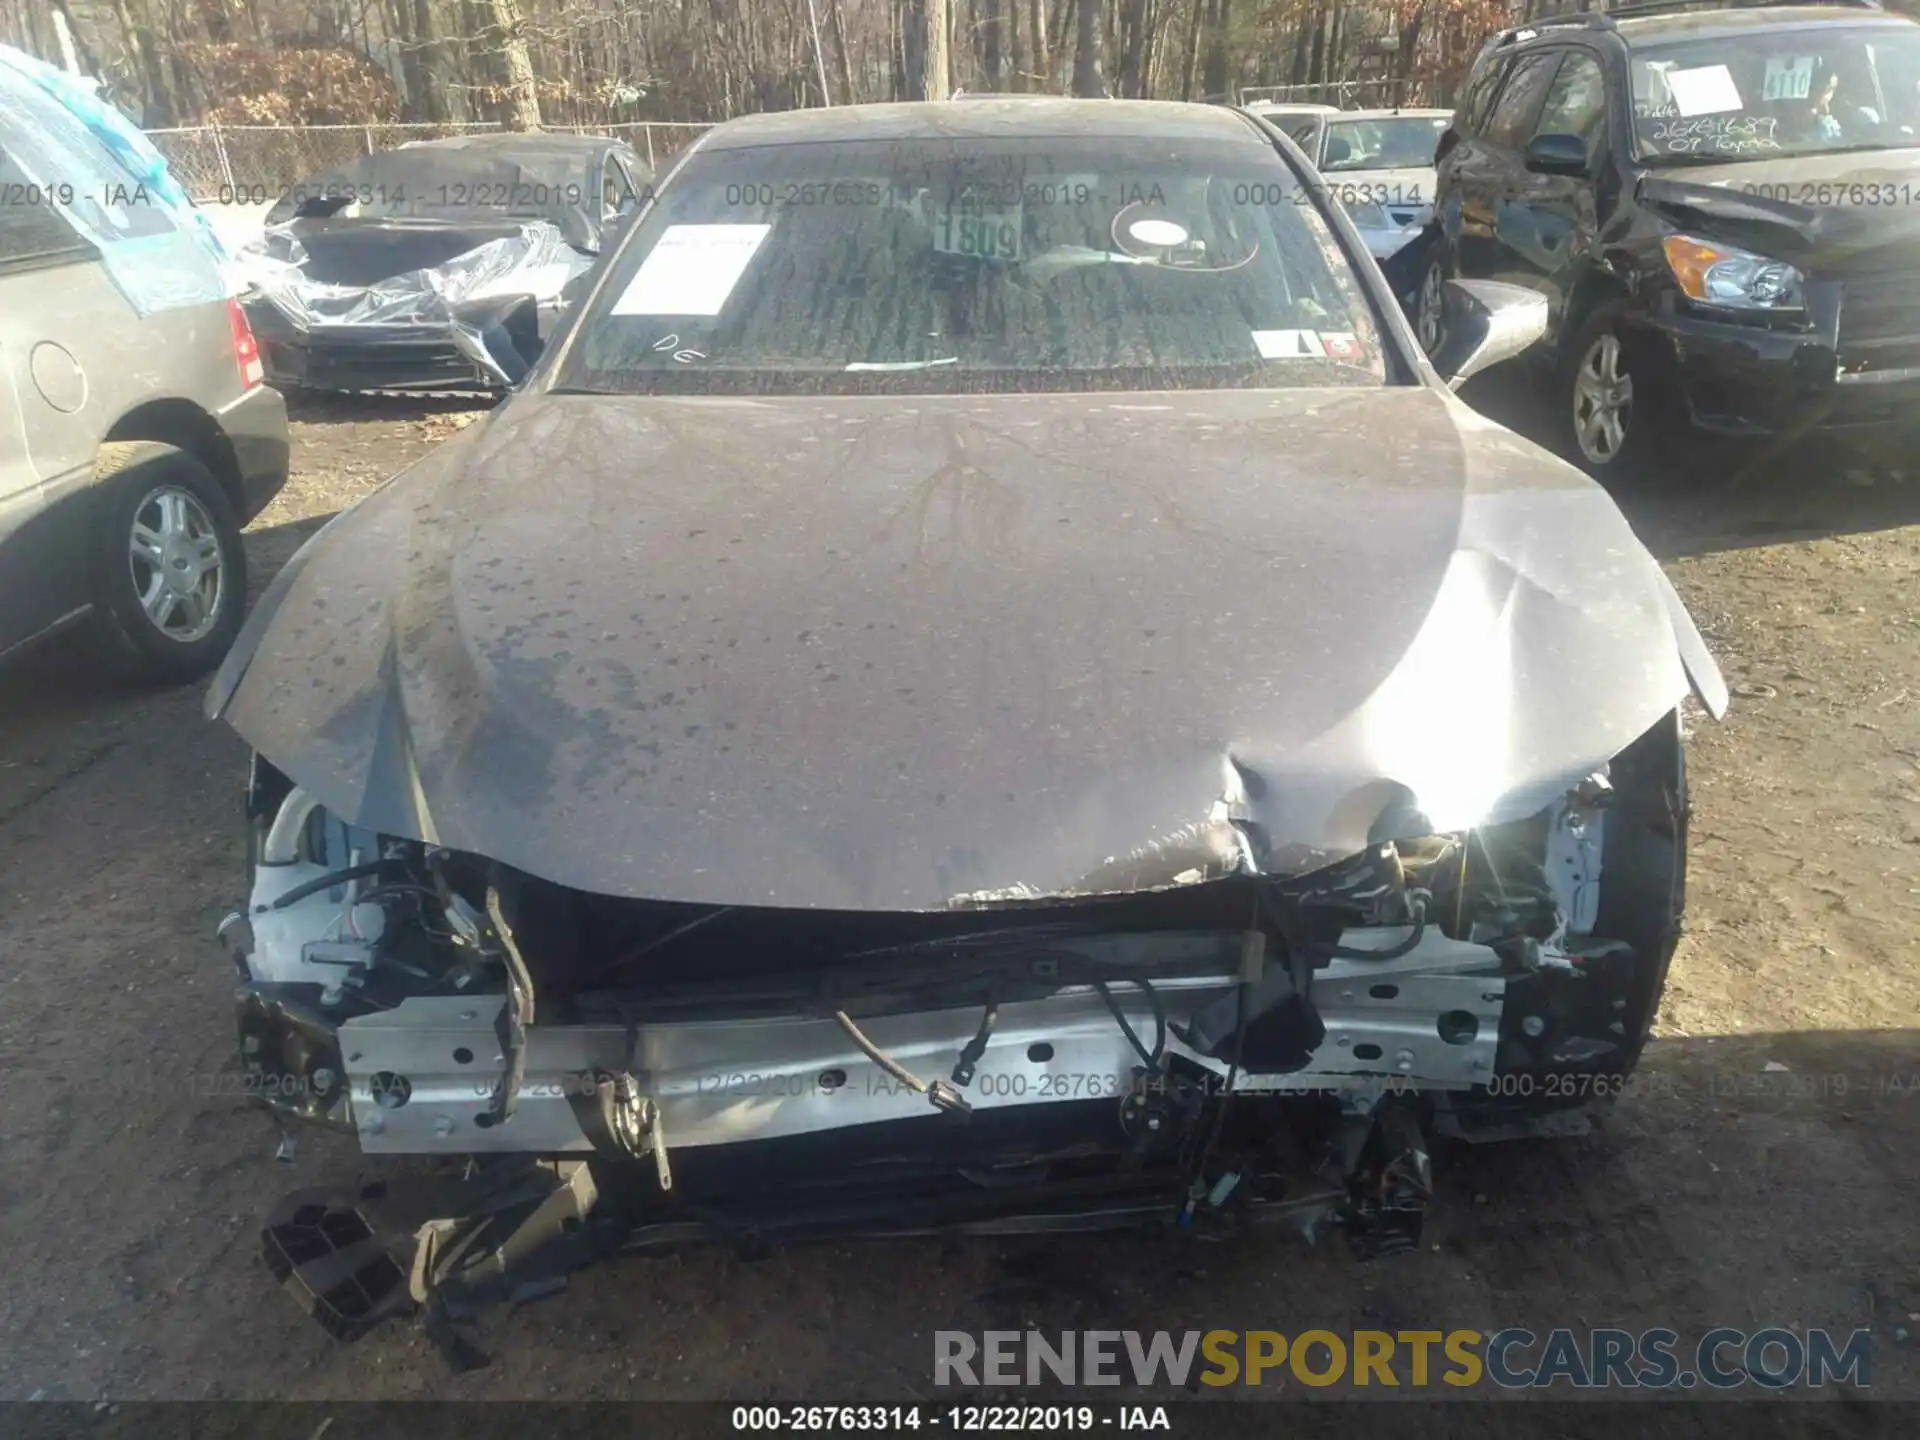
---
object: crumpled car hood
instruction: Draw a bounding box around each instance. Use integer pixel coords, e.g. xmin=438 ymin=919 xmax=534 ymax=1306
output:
xmin=1644 ymin=146 xmax=1920 ymax=198
xmin=210 ymin=387 xmax=1724 ymax=911
xmin=1639 ymin=148 xmax=1920 ymax=265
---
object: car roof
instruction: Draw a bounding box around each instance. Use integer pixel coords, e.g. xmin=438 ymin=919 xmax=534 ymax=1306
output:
xmin=699 ymin=98 xmax=1264 ymax=150
xmin=401 ymin=132 xmax=621 ymax=157
xmin=1325 ymin=108 xmax=1453 ymax=122
xmin=1612 ymin=5 xmax=1914 ymax=42
xmin=1246 ymin=102 xmax=1340 ymax=114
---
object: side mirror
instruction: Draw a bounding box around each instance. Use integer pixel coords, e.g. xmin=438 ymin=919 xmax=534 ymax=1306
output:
xmin=560 ymin=267 xmax=594 ymax=310
xmin=1429 ymin=279 xmax=1548 ymax=390
xmin=1524 ymin=132 xmax=1591 ymax=177
xmin=597 ymin=206 xmax=640 ymax=251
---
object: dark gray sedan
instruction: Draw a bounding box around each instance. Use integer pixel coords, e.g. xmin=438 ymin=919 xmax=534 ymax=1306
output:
xmin=205 ymin=100 xmax=1726 ymax=1349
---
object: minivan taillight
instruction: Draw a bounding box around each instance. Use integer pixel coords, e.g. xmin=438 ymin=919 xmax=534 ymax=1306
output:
xmin=228 ymin=297 xmax=264 ymax=390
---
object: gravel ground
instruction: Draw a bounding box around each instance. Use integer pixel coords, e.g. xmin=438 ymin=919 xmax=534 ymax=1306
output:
xmin=0 ymin=379 xmax=1915 ymax=1416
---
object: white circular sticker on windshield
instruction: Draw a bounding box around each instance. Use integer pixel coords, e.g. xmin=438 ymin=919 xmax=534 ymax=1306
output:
xmin=1127 ymin=218 xmax=1189 ymax=248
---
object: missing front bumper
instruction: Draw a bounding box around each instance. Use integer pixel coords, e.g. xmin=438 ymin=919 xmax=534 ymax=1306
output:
xmin=261 ymin=1093 xmax=1432 ymax=1367
xmin=325 ymin=932 xmax=1502 ymax=1159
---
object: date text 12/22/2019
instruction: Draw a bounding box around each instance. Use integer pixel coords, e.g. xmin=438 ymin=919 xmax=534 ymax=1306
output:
xmin=731 ymin=1406 xmax=1172 ymax=1432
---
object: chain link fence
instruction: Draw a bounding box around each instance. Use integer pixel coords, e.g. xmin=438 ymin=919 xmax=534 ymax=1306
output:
xmin=596 ymin=121 xmax=717 ymax=172
xmin=146 ymin=120 xmax=719 ymax=202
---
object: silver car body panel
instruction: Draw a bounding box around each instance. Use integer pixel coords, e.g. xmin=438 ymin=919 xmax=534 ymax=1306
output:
xmin=338 ymin=931 xmax=1506 ymax=1156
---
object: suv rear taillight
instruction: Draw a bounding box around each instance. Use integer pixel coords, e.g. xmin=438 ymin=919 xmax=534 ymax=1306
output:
xmin=228 ymin=297 xmax=264 ymax=390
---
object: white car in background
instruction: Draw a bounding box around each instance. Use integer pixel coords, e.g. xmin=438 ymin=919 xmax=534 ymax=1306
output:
xmin=1306 ymin=108 xmax=1453 ymax=317
xmin=1244 ymin=99 xmax=1341 ymax=154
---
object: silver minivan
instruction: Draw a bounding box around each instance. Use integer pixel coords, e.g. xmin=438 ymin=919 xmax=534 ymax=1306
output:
xmin=1 ymin=71 xmax=288 ymax=682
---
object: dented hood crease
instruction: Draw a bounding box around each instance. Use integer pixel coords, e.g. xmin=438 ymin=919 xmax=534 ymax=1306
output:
xmin=210 ymin=387 xmax=1721 ymax=910
xmin=1638 ymin=149 xmax=1920 ymax=262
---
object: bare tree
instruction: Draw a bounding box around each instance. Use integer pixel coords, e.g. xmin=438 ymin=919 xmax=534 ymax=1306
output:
xmin=924 ymin=0 xmax=951 ymax=99
xmin=1028 ymin=0 xmax=1050 ymax=89
xmin=486 ymin=0 xmax=541 ymax=128
xmin=1114 ymin=0 xmax=1148 ymax=97
xmin=980 ymin=0 xmax=1004 ymax=89
xmin=825 ymin=0 xmax=856 ymax=103
xmin=1178 ymin=0 xmax=1203 ymax=97
xmin=2 ymin=0 xmax=1525 ymax=132
xmin=1201 ymin=0 xmax=1231 ymax=99
xmin=1070 ymin=0 xmax=1103 ymax=96
xmin=1005 ymin=0 xmax=1026 ymax=90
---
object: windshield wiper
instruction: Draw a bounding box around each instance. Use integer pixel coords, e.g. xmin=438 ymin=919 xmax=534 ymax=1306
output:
xmin=844 ymin=357 xmax=959 ymax=372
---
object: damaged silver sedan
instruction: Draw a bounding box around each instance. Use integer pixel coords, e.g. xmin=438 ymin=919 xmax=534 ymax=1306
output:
xmin=205 ymin=98 xmax=1726 ymax=1358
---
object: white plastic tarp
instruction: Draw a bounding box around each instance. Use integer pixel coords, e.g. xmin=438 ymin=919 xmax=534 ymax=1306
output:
xmin=241 ymin=219 xmax=592 ymax=383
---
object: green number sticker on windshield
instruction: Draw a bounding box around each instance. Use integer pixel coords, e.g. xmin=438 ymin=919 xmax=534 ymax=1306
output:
xmin=933 ymin=202 xmax=1022 ymax=262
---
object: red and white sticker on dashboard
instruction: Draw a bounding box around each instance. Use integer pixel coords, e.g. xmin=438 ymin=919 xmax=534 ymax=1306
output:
xmin=1320 ymin=331 xmax=1365 ymax=360
xmin=1252 ymin=329 xmax=1325 ymax=359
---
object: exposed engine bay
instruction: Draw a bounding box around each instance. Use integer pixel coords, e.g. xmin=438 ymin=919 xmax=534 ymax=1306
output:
xmin=224 ymin=714 xmax=1688 ymax=1363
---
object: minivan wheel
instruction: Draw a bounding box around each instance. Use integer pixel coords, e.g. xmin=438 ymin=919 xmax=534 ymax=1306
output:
xmin=88 ymin=440 xmax=248 ymax=682
xmin=1415 ymin=253 xmax=1448 ymax=357
xmin=1559 ymin=306 xmax=1670 ymax=476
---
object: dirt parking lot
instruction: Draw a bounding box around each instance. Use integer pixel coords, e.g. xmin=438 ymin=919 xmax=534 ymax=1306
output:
xmin=0 ymin=379 xmax=1916 ymax=1416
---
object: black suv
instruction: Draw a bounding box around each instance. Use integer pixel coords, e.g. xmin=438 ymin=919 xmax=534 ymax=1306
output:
xmin=1425 ymin=0 xmax=1920 ymax=473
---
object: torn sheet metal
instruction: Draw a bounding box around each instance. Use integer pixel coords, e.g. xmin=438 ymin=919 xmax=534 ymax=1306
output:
xmin=209 ymin=385 xmax=1724 ymax=911
xmin=240 ymin=220 xmax=592 ymax=387
xmin=1637 ymin=161 xmax=1920 ymax=267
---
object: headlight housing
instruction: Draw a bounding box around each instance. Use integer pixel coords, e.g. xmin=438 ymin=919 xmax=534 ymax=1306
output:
xmin=1661 ymin=234 xmax=1805 ymax=312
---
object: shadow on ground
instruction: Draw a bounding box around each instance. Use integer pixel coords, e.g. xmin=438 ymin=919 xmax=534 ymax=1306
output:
xmin=1458 ymin=367 xmax=1920 ymax=562
xmin=284 ymin=391 xmax=500 ymax=424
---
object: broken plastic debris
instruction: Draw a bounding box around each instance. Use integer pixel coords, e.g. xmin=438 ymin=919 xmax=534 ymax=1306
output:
xmin=1763 ymin=1060 xmax=1789 ymax=1073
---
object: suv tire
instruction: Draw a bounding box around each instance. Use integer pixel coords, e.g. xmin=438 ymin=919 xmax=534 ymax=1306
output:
xmin=87 ymin=440 xmax=248 ymax=683
xmin=1415 ymin=245 xmax=1449 ymax=357
xmin=1558 ymin=303 xmax=1675 ymax=477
